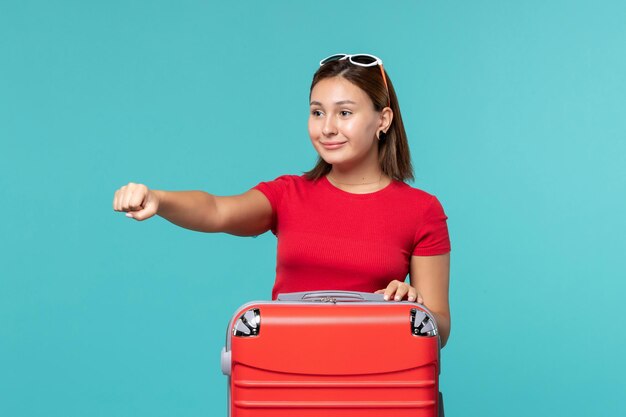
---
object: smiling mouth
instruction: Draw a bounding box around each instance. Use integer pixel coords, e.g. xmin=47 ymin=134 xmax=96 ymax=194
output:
xmin=320 ymin=141 xmax=347 ymax=149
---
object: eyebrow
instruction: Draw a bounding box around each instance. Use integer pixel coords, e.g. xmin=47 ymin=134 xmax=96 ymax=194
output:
xmin=310 ymin=100 xmax=357 ymax=106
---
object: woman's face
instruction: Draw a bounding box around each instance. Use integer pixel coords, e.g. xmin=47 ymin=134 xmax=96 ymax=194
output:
xmin=308 ymin=76 xmax=388 ymax=170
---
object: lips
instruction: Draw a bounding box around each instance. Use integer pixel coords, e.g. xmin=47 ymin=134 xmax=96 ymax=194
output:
xmin=320 ymin=141 xmax=347 ymax=150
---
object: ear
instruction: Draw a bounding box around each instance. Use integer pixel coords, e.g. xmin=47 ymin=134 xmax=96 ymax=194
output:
xmin=379 ymin=107 xmax=393 ymax=133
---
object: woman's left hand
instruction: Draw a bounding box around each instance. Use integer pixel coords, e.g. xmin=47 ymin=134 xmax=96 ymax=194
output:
xmin=375 ymin=280 xmax=423 ymax=303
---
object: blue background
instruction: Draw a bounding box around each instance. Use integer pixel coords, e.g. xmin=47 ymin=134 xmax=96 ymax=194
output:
xmin=1 ymin=1 xmax=625 ymax=416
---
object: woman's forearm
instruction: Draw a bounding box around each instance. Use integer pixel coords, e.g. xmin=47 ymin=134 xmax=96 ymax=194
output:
xmin=154 ymin=190 xmax=220 ymax=232
xmin=432 ymin=311 xmax=450 ymax=348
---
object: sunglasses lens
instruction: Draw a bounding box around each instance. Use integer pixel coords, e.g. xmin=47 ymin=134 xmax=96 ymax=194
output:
xmin=320 ymin=54 xmax=346 ymax=65
xmin=351 ymin=55 xmax=378 ymax=66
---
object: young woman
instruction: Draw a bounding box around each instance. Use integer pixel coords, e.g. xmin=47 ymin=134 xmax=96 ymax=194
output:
xmin=112 ymin=54 xmax=452 ymax=346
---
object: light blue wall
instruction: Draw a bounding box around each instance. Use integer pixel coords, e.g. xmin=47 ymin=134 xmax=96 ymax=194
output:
xmin=1 ymin=1 xmax=625 ymax=416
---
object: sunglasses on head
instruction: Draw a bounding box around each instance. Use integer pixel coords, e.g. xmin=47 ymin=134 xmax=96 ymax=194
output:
xmin=319 ymin=53 xmax=390 ymax=107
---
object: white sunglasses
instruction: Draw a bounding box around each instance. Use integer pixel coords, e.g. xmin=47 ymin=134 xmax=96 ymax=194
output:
xmin=319 ymin=53 xmax=383 ymax=67
xmin=319 ymin=53 xmax=390 ymax=106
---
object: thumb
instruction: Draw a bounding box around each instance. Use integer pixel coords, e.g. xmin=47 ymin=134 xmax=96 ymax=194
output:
xmin=127 ymin=194 xmax=159 ymax=221
xmin=126 ymin=206 xmax=153 ymax=221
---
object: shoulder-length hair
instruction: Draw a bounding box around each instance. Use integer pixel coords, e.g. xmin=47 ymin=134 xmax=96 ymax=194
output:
xmin=304 ymin=59 xmax=414 ymax=182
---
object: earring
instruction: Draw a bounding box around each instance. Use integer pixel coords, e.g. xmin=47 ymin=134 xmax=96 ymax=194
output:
xmin=378 ymin=131 xmax=387 ymax=141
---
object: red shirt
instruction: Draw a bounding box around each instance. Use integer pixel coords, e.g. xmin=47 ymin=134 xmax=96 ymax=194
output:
xmin=253 ymin=175 xmax=451 ymax=300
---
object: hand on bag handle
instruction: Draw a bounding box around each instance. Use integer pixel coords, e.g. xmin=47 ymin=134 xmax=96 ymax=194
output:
xmin=277 ymin=290 xmax=385 ymax=302
xmin=375 ymin=279 xmax=423 ymax=303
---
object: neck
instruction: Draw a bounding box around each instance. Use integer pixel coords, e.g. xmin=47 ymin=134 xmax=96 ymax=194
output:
xmin=328 ymin=156 xmax=383 ymax=183
xmin=327 ymin=170 xmax=383 ymax=185
xmin=326 ymin=165 xmax=391 ymax=193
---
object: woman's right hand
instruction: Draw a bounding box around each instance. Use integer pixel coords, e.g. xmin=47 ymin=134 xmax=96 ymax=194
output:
xmin=113 ymin=182 xmax=160 ymax=221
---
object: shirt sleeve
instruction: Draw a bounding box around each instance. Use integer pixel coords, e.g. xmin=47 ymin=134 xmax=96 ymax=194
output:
xmin=412 ymin=196 xmax=451 ymax=256
xmin=251 ymin=175 xmax=292 ymax=235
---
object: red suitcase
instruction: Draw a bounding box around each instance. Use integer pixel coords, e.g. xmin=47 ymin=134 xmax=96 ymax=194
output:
xmin=221 ymin=290 xmax=444 ymax=417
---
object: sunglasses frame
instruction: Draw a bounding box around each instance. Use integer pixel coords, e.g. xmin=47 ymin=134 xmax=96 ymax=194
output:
xmin=319 ymin=53 xmax=390 ymax=108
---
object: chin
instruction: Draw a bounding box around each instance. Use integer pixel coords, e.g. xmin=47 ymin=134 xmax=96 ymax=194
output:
xmin=318 ymin=153 xmax=346 ymax=165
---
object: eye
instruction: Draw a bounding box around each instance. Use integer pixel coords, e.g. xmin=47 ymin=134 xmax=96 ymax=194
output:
xmin=310 ymin=109 xmax=324 ymax=117
xmin=339 ymin=110 xmax=352 ymax=117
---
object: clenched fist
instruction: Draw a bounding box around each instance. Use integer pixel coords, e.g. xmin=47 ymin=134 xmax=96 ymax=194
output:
xmin=113 ymin=182 xmax=160 ymax=221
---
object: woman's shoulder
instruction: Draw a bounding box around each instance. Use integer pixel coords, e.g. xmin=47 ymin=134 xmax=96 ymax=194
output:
xmin=259 ymin=174 xmax=314 ymax=186
xmin=392 ymin=181 xmax=449 ymax=219
xmin=393 ymin=180 xmax=440 ymax=202
xmin=254 ymin=173 xmax=317 ymax=193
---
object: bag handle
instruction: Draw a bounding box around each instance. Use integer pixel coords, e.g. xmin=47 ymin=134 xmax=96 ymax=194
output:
xmin=276 ymin=290 xmax=385 ymax=303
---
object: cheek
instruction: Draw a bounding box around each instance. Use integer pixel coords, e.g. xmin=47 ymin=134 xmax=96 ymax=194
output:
xmin=342 ymin=118 xmax=366 ymax=138
xmin=308 ymin=118 xmax=320 ymax=139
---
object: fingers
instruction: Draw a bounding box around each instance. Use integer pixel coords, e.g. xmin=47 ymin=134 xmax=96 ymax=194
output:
xmin=126 ymin=206 xmax=151 ymax=221
xmin=383 ymin=280 xmax=405 ymax=301
xmin=379 ymin=280 xmax=422 ymax=303
xmin=123 ymin=183 xmax=147 ymax=211
xmin=113 ymin=182 xmax=152 ymax=218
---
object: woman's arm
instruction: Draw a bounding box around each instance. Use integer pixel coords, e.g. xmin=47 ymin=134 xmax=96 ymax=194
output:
xmin=409 ymin=253 xmax=451 ymax=347
xmin=113 ymin=183 xmax=273 ymax=236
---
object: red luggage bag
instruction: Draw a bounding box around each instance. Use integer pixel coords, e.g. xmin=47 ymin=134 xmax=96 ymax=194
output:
xmin=221 ymin=290 xmax=444 ymax=417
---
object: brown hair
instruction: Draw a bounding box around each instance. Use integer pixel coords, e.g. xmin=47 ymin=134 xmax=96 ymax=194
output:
xmin=304 ymin=58 xmax=414 ymax=182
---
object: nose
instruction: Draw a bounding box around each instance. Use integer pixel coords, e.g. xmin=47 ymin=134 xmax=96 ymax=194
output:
xmin=322 ymin=115 xmax=337 ymax=136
